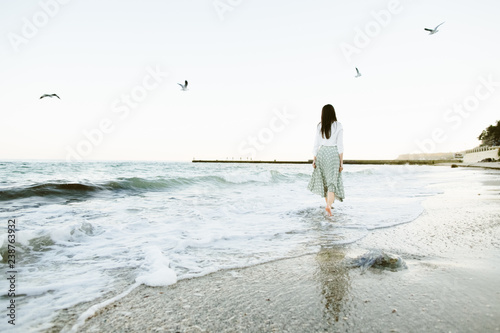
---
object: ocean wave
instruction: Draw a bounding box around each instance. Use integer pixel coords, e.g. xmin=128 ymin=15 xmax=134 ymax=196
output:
xmin=344 ymin=168 xmax=376 ymax=175
xmin=0 ymin=171 xmax=295 ymax=201
xmin=221 ymin=170 xmax=291 ymax=184
xmin=0 ymin=183 xmax=103 ymax=201
xmin=0 ymin=222 xmax=95 ymax=262
xmin=0 ymin=178 xmax=197 ymax=201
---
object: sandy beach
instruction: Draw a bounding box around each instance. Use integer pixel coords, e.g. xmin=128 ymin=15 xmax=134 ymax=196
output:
xmin=437 ymin=162 xmax=500 ymax=170
xmin=47 ymin=166 xmax=500 ymax=333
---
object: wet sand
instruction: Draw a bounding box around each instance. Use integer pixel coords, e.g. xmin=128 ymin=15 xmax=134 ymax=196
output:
xmin=54 ymin=168 xmax=500 ymax=333
xmin=436 ymin=162 xmax=500 ymax=170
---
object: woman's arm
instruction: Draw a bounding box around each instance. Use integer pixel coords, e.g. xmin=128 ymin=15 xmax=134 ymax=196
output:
xmin=337 ymin=123 xmax=344 ymax=172
xmin=336 ymin=124 xmax=344 ymax=156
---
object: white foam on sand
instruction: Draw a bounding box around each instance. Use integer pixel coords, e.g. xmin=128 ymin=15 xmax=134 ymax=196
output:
xmin=64 ymin=246 xmax=177 ymax=333
xmin=135 ymin=246 xmax=178 ymax=287
xmin=63 ymin=282 xmax=141 ymax=333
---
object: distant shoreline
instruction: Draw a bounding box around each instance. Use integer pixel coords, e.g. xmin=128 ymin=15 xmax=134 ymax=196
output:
xmin=192 ymin=159 xmax=459 ymax=165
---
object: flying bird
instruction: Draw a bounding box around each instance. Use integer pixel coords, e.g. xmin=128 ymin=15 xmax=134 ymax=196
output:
xmin=40 ymin=94 xmax=60 ymax=99
xmin=178 ymin=80 xmax=188 ymax=91
xmin=424 ymin=22 xmax=445 ymax=35
xmin=355 ymin=67 xmax=362 ymax=78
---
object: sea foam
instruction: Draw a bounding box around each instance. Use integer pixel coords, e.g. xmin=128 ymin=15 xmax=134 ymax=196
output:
xmin=0 ymin=161 xmax=447 ymax=332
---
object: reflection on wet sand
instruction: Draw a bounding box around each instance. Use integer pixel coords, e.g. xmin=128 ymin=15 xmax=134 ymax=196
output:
xmin=314 ymin=246 xmax=351 ymax=322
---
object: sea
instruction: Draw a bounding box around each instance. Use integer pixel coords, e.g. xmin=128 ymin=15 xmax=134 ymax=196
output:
xmin=0 ymin=160 xmax=460 ymax=331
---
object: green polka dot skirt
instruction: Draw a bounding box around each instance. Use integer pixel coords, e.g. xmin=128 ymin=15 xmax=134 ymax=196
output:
xmin=307 ymin=146 xmax=345 ymax=201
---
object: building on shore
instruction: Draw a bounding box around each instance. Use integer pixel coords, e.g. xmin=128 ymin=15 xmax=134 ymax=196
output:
xmin=397 ymin=146 xmax=499 ymax=163
xmin=462 ymin=146 xmax=500 ymax=163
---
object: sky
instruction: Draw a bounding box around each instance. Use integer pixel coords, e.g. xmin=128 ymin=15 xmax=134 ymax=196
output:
xmin=1 ymin=0 xmax=499 ymax=161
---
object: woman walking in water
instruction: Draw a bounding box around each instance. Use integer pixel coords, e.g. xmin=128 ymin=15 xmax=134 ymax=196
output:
xmin=308 ymin=104 xmax=345 ymax=216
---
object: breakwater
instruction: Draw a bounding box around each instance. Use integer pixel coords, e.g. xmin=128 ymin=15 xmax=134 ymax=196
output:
xmin=192 ymin=159 xmax=458 ymax=165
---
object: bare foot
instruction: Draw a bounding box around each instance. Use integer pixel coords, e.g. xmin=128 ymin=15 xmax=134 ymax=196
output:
xmin=325 ymin=206 xmax=332 ymax=216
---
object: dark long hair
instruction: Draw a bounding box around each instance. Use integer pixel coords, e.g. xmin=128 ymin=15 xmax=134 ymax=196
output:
xmin=319 ymin=104 xmax=337 ymax=139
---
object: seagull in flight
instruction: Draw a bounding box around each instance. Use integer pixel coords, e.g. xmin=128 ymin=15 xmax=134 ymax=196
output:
xmin=178 ymin=80 xmax=188 ymax=91
xmin=424 ymin=22 xmax=445 ymax=35
xmin=40 ymin=94 xmax=60 ymax=99
xmin=355 ymin=67 xmax=362 ymax=78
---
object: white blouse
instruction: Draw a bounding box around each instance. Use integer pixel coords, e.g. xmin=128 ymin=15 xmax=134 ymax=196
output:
xmin=312 ymin=121 xmax=344 ymax=156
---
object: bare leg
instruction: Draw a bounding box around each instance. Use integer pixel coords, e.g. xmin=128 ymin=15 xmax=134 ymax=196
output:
xmin=325 ymin=197 xmax=333 ymax=208
xmin=325 ymin=191 xmax=335 ymax=216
